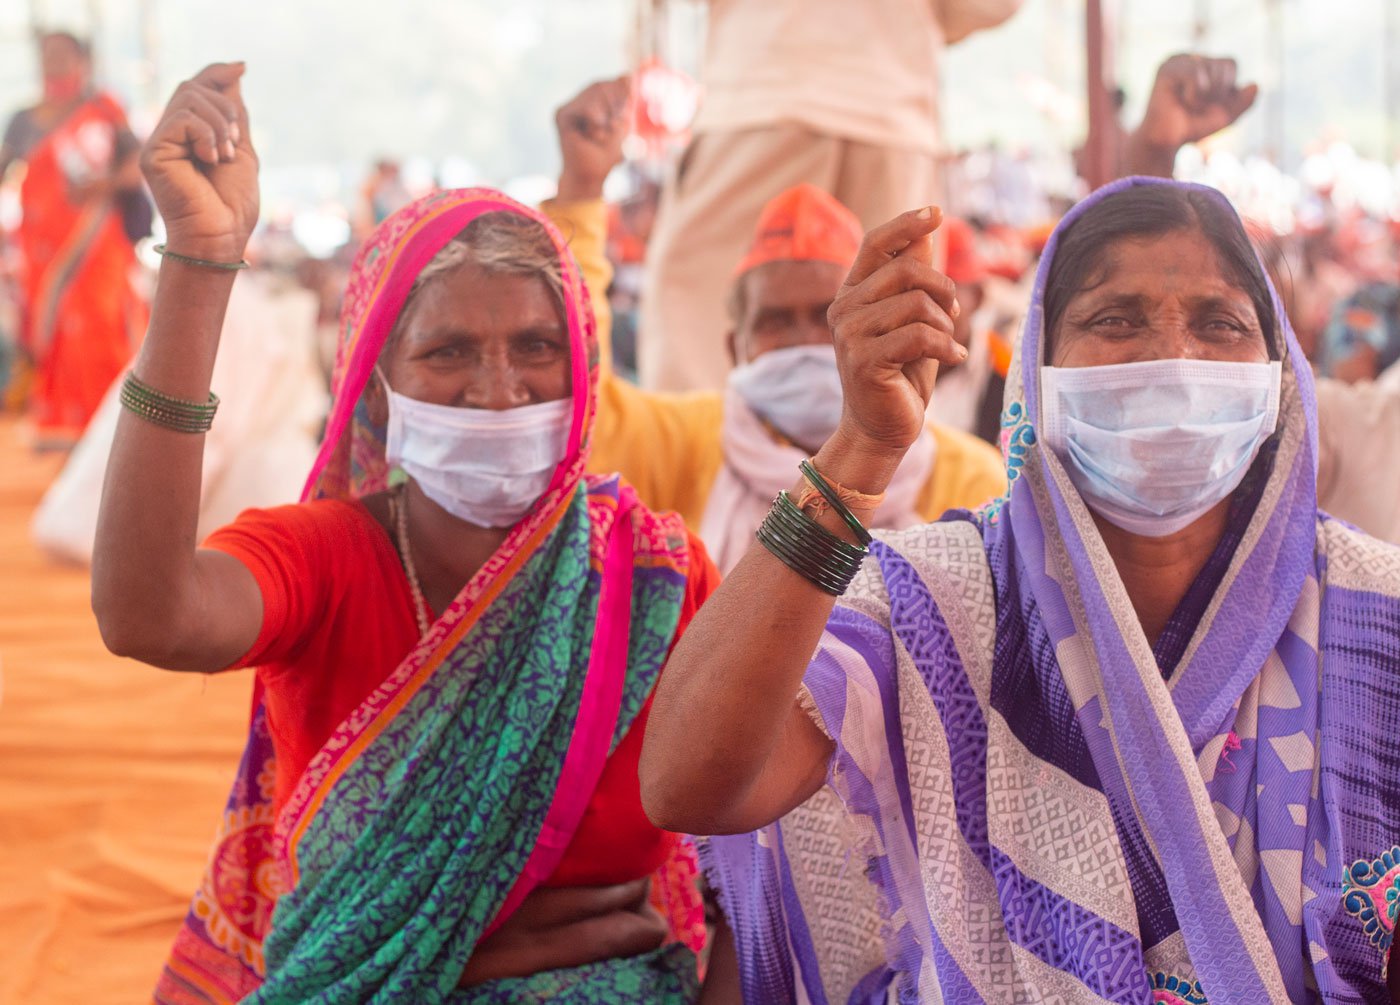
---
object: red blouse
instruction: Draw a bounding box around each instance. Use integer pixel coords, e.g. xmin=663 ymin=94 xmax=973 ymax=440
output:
xmin=205 ymin=498 xmax=718 ymax=887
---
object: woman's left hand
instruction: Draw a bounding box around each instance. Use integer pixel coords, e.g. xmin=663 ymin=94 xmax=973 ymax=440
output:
xmin=555 ymin=76 xmax=631 ymax=201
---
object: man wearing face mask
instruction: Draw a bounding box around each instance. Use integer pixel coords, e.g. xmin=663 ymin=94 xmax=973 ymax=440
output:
xmin=544 ymin=83 xmax=1007 ymax=565
xmin=697 ymin=184 xmax=1005 ymax=573
xmin=0 ymin=31 xmax=148 ymax=448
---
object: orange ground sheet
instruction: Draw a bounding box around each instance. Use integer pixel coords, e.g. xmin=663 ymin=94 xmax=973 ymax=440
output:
xmin=0 ymin=417 xmax=251 ymax=1004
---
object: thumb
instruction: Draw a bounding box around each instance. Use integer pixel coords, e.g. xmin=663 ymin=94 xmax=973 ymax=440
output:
xmin=1226 ymin=83 xmax=1259 ymax=122
xmin=192 ymin=61 xmax=246 ymax=92
xmin=607 ymin=75 xmax=634 ymax=120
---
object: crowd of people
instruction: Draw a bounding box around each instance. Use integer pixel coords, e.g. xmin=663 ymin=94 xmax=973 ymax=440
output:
xmin=3 ymin=4 xmax=1400 ymax=1003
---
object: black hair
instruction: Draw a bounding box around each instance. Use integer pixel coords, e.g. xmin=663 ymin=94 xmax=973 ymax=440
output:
xmin=1042 ymin=184 xmax=1279 ymax=361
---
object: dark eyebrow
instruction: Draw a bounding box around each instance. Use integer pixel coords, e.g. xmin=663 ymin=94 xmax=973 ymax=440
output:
xmin=1185 ymin=294 xmax=1256 ymax=312
xmin=1066 ymin=292 xmax=1149 ymax=314
xmin=409 ymin=326 xmax=478 ymax=343
xmin=509 ymin=323 xmax=569 ymax=340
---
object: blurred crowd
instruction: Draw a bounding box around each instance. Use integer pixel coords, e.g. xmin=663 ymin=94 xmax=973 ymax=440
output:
xmin=6 ymin=3 xmax=1400 ymax=1001
xmin=3 ymin=25 xmax=1399 ymax=561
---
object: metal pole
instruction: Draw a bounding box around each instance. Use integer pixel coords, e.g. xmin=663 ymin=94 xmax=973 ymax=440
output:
xmin=1084 ymin=0 xmax=1117 ymax=189
xmin=1386 ymin=0 xmax=1398 ymax=161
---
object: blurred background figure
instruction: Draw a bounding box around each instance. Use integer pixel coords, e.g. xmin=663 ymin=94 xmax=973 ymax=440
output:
xmin=356 ymin=156 xmax=412 ymax=238
xmin=0 ymin=31 xmax=149 ymax=450
xmin=697 ymin=183 xmax=1005 ymax=572
xmin=1320 ymin=279 xmax=1400 ymax=384
xmin=926 ymin=215 xmax=993 ymax=435
xmin=637 ymin=0 xmax=1023 ymax=392
xmin=1316 ymin=361 xmax=1400 ymax=545
xmin=30 ymin=235 xmax=328 ymax=565
xmin=606 ymin=169 xmax=661 ymax=381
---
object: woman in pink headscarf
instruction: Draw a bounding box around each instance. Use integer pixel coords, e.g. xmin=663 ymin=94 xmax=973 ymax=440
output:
xmin=91 ymin=62 xmax=722 ymax=1004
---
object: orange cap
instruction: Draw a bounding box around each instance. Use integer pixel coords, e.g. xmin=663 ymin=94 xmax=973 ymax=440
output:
xmin=942 ymin=217 xmax=988 ymax=286
xmin=733 ymin=184 xmax=863 ymax=278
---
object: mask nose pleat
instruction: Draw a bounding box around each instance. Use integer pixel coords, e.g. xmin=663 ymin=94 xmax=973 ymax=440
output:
xmin=382 ymin=391 xmax=573 ymax=528
xmin=728 ymin=344 xmax=845 ymax=449
xmin=1039 ymin=358 xmax=1282 ymax=536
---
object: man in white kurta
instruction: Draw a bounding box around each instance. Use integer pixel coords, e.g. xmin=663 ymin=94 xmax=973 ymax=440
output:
xmin=637 ymin=0 xmax=1022 ymax=392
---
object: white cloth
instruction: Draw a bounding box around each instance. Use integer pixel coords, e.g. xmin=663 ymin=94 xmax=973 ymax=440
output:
xmin=700 ymin=386 xmax=937 ymax=574
xmin=31 ymin=272 xmax=327 ymax=563
xmin=693 ymin=0 xmax=1022 ymax=154
xmin=1315 ymin=359 xmax=1400 ymax=544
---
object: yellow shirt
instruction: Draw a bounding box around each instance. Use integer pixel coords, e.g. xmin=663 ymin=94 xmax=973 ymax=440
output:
xmin=542 ymin=198 xmax=1007 ymax=529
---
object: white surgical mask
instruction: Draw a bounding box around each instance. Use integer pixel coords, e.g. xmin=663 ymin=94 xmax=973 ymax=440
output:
xmin=728 ymin=344 xmax=844 ymax=451
xmin=382 ymin=378 xmax=571 ymax=528
xmin=1039 ymin=358 xmax=1282 ymax=537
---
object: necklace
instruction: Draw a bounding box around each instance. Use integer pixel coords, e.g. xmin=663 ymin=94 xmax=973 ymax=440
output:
xmin=393 ymin=482 xmax=432 ymax=638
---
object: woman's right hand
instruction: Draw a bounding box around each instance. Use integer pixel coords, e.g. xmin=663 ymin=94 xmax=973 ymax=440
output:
xmin=140 ymin=62 xmax=259 ymax=262
xmin=555 ymin=76 xmax=631 ymax=202
xmin=817 ymin=207 xmax=965 ymax=495
xmin=458 ymin=879 xmax=666 ymax=988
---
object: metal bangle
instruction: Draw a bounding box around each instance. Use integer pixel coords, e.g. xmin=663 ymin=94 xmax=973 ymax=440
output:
xmin=119 ymin=373 xmax=219 ymax=433
xmin=153 ymin=243 xmax=250 ymax=272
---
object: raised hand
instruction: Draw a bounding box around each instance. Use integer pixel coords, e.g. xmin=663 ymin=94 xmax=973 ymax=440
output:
xmin=140 ymin=62 xmax=259 ymax=263
xmin=817 ymin=207 xmax=964 ymax=494
xmin=1138 ymin=54 xmax=1258 ymax=152
xmin=555 ymin=76 xmax=631 ymax=201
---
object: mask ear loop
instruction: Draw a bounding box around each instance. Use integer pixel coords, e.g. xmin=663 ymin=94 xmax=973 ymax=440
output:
xmin=373 ymin=365 xmax=406 ymax=480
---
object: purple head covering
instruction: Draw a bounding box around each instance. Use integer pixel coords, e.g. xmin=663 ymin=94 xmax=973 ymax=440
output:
xmin=706 ymin=178 xmax=1400 ymax=1004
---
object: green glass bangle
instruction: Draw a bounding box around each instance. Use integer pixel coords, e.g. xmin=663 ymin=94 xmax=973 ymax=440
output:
xmin=757 ymin=491 xmax=867 ymax=596
xmin=757 ymin=524 xmax=851 ymax=595
xmin=153 ymin=243 xmax=250 ymax=271
xmin=761 ymin=524 xmax=849 ymax=593
xmin=758 ymin=518 xmax=862 ymax=595
xmin=799 ymin=459 xmax=873 ymax=547
xmin=119 ymin=373 xmax=220 ymax=433
xmin=769 ymin=492 xmax=865 ymax=566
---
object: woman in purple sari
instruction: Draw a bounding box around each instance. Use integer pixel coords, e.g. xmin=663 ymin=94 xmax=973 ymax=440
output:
xmin=643 ymin=177 xmax=1400 ymax=1002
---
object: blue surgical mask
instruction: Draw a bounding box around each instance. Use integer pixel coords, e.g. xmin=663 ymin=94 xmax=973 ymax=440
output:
xmin=1039 ymin=358 xmax=1283 ymax=537
xmin=728 ymin=344 xmax=844 ymax=451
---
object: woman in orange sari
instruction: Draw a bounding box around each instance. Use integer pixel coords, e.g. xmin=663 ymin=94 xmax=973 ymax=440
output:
xmin=0 ymin=32 xmax=147 ymax=447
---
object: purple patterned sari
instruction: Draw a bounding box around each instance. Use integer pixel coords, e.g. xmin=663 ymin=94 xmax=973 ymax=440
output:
xmin=705 ymin=177 xmax=1400 ymax=1004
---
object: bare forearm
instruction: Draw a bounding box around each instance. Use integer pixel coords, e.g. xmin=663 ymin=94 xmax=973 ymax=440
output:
xmin=642 ymin=432 xmax=897 ymax=833
xmin=1123 ymin=129 xmax=1179 ymax=179
xmin=91 ymin=259 xmax=239 ymax=664
xmin=644 ymin=545 xmax=836 ymax=831
xmin=646 ymin=206 xmax=960 ymax=834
